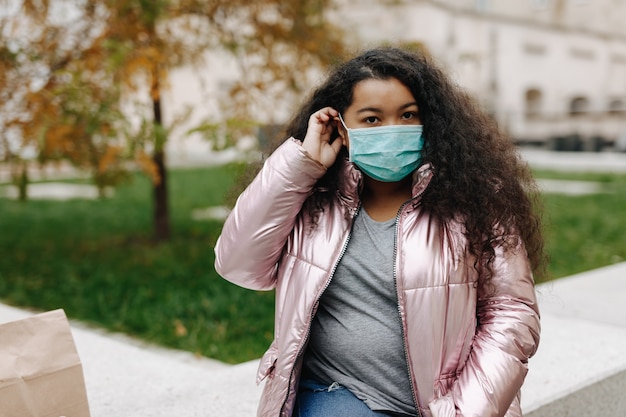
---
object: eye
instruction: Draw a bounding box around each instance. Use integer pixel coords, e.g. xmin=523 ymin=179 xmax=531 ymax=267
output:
xmin=363 ymin=116 xmax=379 ymax=124
xmin=401 ymin=111 xmax=418 ymax=120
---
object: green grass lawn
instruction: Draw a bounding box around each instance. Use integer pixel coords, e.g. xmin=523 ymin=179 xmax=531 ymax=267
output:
xmin=536 ymin=170 xmax=626 ymax=279
xmin=0 ymin=164 xmax=274 ymax=364
xmin=0 ymin=165 xmax=625 ymax=363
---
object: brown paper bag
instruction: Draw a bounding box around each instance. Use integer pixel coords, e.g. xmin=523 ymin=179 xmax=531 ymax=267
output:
xmin=0 ymin=309 xmax=91 ymax=417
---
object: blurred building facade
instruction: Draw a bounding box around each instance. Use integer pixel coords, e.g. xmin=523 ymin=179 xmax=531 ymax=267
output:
xmin=333 ymin=0 xmax=626 ymax=150
xmin=163 ymin=0 xmax=626 ymax=161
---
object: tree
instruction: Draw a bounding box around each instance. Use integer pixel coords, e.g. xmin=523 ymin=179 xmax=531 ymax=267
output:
xmin=87 ymin=0 xmax=348 ymax=241
xmin=0 ymin=0 xmax=125 ymax=200
xmin=2 ymin=0 xmax=347 ymax=239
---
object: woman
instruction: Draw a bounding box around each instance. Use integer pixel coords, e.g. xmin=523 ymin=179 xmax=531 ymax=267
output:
xmin=215 ymin=47 xmax=544 ymax=417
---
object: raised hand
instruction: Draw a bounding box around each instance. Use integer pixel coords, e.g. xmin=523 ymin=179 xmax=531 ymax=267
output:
xmin=302 ymin=107 xmax=344 ymax=169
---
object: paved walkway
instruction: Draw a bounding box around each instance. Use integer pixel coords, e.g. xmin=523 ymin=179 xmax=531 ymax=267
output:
xmin=2 ymin=262 xmax=626 ymax=416
xmin=518 ymin=148 xmax=626 ymax=173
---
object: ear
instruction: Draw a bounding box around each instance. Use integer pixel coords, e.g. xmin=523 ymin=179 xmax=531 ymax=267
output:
xmin=334 ymin=117 xmax=349 ymax=147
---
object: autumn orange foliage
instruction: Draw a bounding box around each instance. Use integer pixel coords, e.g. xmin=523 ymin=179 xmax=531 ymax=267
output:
xmin=1 ymin=0 xmax=347 ymax=239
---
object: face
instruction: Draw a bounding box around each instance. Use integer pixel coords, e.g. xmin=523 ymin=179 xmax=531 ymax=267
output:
xmin=338 ymin=77 xmax=421 ymax=148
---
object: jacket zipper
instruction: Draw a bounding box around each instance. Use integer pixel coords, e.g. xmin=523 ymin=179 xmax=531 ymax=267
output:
xmin=278 ymin=205 xmax=359 ymax=416
xmin=394 ymin=201 xmax=422 ymax=417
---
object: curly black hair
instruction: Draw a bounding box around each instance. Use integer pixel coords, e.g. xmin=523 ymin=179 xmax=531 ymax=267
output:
xmin=249 ymin=47 xmax=547 ymax=286
xmin=229 ymin=47 xmax=547 ymax=288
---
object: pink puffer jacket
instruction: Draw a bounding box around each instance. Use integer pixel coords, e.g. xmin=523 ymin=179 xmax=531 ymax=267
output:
xmin=214 ymin=139 xmax=540 ymax=417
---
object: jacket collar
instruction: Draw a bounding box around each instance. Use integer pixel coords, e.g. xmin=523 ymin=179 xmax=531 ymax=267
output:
xmin=336 ymin=158 xmax=434 ymax=214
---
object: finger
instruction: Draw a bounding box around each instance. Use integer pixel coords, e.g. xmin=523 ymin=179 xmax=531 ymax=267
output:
xmin=317 ymin=111 xmax=332 ymax=124
xmin=311 ymin=111 xmax=335 ymax=137
xmin=310 ymin=111 xmax=329 ymax=129
xmin=330 ymin=136 xmax=344 ymax=155
xmin=315 ymin=107 xmax=338 ymax=121
xmin=325 ymin=107 xmax=339 ymax=116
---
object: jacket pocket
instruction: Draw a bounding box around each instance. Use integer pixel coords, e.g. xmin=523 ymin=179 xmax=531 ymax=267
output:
xmin=256 ymin=340 xmax=278 ymax=384
xmin=428 ymin=392 xmax=456 ymax=417
xmin=429 ymin=373 xmax=460 ymax=417
xmin=434 ymin=371 xmax=459 ymax=397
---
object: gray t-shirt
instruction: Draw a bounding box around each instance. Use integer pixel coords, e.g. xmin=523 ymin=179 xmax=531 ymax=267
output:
xmin=302 ymin=209 xmax=417 ymax=416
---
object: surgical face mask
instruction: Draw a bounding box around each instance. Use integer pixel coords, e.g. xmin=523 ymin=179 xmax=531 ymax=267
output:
xmin=338 ymin=114 xmax=425 ymax=182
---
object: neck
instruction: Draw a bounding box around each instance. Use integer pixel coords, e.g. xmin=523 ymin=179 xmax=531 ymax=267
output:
xmin=361 ymin=176 xmax=413 ymax=221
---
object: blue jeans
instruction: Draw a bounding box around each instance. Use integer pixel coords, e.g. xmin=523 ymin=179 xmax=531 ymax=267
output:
xmin=294 ymin=379 xmax=394 ymax=417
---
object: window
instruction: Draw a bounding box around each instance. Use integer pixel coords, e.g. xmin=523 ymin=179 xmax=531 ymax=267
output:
xmin=525 ymin=89 xmax=543 ymax=117
xmin=570 ymin=48 xmax=595 ymax=60
xmin=524 ymin=43 xmax=547 ymax=55
xmin=476 ymin=0 xmax=490 ymax=12
xmin=611 ymin=54 xmax=626 ymax=64
xmin=569 ymin=97 xmax=590 ymax=115
xmin=609 ymin=99 xmax=626 ymax=114
xmin=532 ymin=0 xmax=550 ymax=9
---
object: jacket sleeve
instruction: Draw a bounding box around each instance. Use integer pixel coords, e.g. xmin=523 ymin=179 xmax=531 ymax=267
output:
xmin=429 ymin=238 xmax=541 ymax=417
xmin=214 ymin=138 xmax=327 ymax=291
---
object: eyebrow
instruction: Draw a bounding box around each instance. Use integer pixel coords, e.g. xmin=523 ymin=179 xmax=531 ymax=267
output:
xmin=355 ymin=102 xmax=419 ymax=114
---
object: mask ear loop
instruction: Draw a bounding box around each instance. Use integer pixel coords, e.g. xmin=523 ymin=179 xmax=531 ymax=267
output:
xmin=338 ymin=113 xmax=349 ymax=131
xmin=337 ymin=113 xmax=354 ymax=162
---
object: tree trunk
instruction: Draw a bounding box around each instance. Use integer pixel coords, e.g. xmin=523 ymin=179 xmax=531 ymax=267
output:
xmin=152 ymin=94 xmax=170 ymax=242
xmin=17 ymin=161 xmax=28 ymax=202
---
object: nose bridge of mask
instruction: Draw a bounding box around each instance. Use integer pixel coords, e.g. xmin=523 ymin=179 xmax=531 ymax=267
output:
xmin=338 ymin=113 xmax=423 ymax=136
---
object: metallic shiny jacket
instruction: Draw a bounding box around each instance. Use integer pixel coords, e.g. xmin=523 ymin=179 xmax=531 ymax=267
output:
xmin=214 ymin=139 xmax=540 ymax=417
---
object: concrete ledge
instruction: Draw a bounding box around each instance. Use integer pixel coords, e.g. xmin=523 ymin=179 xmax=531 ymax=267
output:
xmin=522 ymin=262 xmax=626 ymax=416
xmin=525 ymin=367 xmax=626 ymax=417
